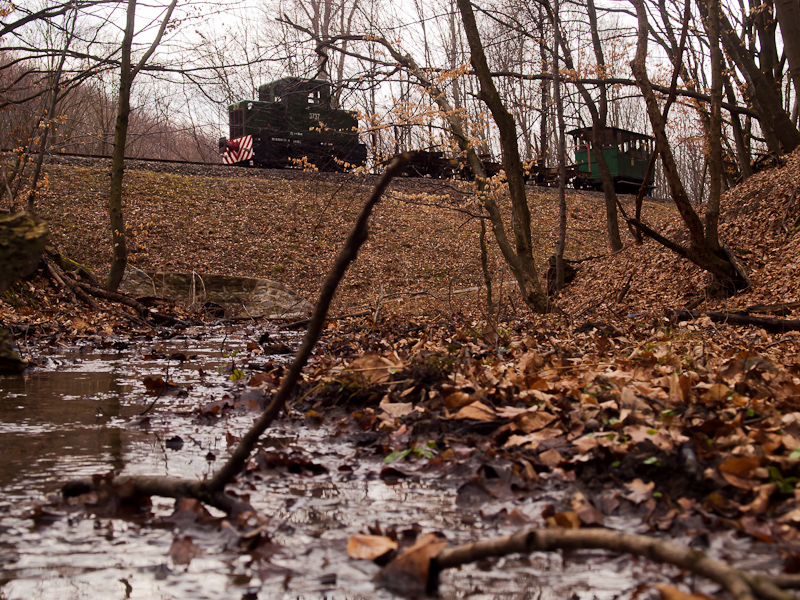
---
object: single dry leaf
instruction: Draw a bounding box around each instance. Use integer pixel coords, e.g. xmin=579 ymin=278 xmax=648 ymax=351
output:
xmin=655 ymin=583 xmax=714 ymax=600
xmin=349 ymin=353 xmax=401 ymax=384
xmin=718 ymin=456 xmax=763 ymax=489
xmin=347 ymin=535 xmax=398 ymax=560
xmin=451 ymin=401 xmax=497 ymax=421
xmin=699 ymin=383 xmax=732 ymax=404
xmin=377 ymin=533 xmax=447 ymax=596
xmin=513 ymin=410 xmax=557 ymax=433
xmin=167 ymin=535 xmax=203 ymax=565
xmin=443 ymin=391 xmax=475 ymax=408
xmin=546 ymin=511 xmax=581 ymax=529
xmin=624 ymin=478 xmax=655 ymax=505
xmin=538 ymin=448 xmax=563 ymax=467
xmin=380 ymin=400 xmax=414 ymax=419
xmin=571 ymin=491 xmax=604 ymax=526
xmin=504 ymin=428 xmax=563 ymax=450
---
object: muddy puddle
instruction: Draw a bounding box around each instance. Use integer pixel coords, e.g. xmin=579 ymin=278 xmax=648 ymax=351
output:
xmin=0 ymin=325 xmax=779 ymax=599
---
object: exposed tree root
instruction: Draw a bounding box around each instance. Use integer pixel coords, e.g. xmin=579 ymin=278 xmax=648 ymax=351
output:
xmin=668 ymin=308 xmax=800 ymax=332
xmin=42 ymin=249 xmax=187 ymax=326
xmin=430 ymin=528 xmax=797 ymax=600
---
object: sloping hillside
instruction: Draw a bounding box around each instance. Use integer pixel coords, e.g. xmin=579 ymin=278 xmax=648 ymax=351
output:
xmin=560 ymin=149 xmax=800 ymax=320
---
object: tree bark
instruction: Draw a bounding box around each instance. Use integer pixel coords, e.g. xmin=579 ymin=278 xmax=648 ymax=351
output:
xmin=552 ymin=0 xmax=567 ymax=292
xmin=27 ymin=10 xmax=75 ymax=212
xmin=774 ymin=0 xmax=800 ymax=111
xmin=713 ymin=7 xmax=800 ymax=154
xmin=106 ymin=0 xmax=177 ymax=291
xmin=585 ymin=0 xmax=622 ymax=252
xmin=455 ymin=0 xmax=550 ymax=312
xmin=668 ymin=309 xmax=800 ymax=332
xmin=701 ymin=0 xmax=723 ymax=251
xmin=430 ymin=527 xmax=793 ymax=600
xmin=105 ymin=0 xmax=136 ymax=292
xmin=629 ymin=0 xmax=746 ymax=288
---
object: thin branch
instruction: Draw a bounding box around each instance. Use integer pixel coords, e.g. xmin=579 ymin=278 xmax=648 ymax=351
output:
xmin=432 ymin=528 xmax=797 ymax=600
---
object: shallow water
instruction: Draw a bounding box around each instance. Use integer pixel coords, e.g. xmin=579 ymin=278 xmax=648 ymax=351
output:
xmin=0 ymin=325 xmax=777 ymax=599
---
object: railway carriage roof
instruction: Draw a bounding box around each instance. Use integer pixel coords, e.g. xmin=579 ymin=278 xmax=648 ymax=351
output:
xmin=567 ymin=126 xmax=655 ymax=141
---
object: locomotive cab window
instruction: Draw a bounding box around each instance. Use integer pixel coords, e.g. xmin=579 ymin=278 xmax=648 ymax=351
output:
xmin=230 ymin=108 xmax=244 ymax=140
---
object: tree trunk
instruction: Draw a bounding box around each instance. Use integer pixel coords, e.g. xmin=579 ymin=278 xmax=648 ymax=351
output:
xmin=702 ymin=0 xmax=723 ymax=251
xmin=714 ymin=8 xmax=800 ymax=154
xmin=106 ymin=0 xmax=176 ymax=291
xmin=774 ymin=0 xmax=800 ymax=108
xmin=630 ymin=0 xmax=745 ymax=288
xmin=105 ymin=0 xmax=136 ymax=292
xmin=586 ymin=0 xmax=622 ymax=252
xmin=553 ymin=0 xmax=567 ymax=292
xmin=27 ymin=9 xmax=76 ymax=213
xmin=553 ymin=4 xmax=622 ymax=252
xmin=455 ymin=0 xmax=550 ymax=312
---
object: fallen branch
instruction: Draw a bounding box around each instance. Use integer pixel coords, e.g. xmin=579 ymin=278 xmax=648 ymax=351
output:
xmin=741 ymin=301 xmax=800 ymax=316
xmin=667 ymin=309 xmax=800 ymax=332
xmin=44 ymin=247 xmax=186 ymax=326
xmin=72 ymin=279 xmax=188 ymax=327
xmin=43 ymin=253 xmax=98 ymax=309
xmin=616 ymin=271 xmax=634 ymax=304
xmin=429 ymin=528 xmax=795 ymax=600
xmin=203 ymin=154 xmax=411 ymax=493
xmin=62 ymin=154 xmax=411 ymax=512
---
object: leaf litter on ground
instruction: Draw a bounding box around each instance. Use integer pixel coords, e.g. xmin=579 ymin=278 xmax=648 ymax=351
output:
xmin=1 ymin=151 xmax=800 ymax=596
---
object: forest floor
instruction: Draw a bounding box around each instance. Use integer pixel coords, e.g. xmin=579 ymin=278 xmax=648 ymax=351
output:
xmin=2 ymin=151 xmax=800 ymax=598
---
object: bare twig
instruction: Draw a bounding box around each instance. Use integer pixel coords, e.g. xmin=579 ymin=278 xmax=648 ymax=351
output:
xmin=203 ymin=153 xmax=411 ymax=493
xmin=431 ymin=527 xmax=794 ymax=600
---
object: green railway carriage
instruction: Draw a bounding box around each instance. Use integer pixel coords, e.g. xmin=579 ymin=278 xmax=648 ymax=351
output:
xmin=221 ymin=77 xmax=367 ymax=170
xmin=569 ymin=127 xmax=655 ymax=194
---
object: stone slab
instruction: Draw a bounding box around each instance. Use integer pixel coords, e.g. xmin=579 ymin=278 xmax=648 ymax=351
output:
xmin=120 ymin=270 xmax=313 ymax=319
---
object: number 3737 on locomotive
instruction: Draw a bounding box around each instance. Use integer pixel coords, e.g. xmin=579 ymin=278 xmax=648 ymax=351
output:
xmin=219 ymin=77 xmax=367 ymax=171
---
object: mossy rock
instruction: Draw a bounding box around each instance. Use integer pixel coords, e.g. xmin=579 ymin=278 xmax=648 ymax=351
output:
xmin=0 ymin=212 xmax=48 ymax=374
xmin=0 ymin=212 xmax=48 ymax=294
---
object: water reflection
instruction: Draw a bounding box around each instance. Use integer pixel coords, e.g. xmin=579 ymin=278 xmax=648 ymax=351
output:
xmin=0 ymin=328 xmax=725 ymax=600
xmin=0 ymin=371 xmax=131 ymax=499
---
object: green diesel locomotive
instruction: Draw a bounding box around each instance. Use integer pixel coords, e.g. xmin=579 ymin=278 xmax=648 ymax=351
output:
xmin=220 ymin=77 xmax=367 ymax=170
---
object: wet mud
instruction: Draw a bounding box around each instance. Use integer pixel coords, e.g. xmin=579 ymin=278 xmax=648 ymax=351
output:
xmin=0 ymin=325 xmax=782 ymax=600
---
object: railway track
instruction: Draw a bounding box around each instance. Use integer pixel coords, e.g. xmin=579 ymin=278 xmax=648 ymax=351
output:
xmin=31 ymin=150 xmax=631 ymax=199
xmin=38 ymin=151 xmax=381 ymax=184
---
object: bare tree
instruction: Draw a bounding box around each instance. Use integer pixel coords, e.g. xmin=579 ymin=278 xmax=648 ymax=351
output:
xmin=629 ymin=0 xmax=748 ymax=291
xmin=456 ymin=0 xmax=550 ymax=312
xmin=774 ymin=0 xmax=800 ymax=124
xmin=709 ymin=3 xmax=800 ymax=154
xmin=106 ymin=0 xmax=177 ymax=291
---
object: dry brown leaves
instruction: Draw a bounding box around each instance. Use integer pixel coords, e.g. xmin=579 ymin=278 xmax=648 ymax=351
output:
xmin=5 ymin=150 xmax=800 ymax=561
